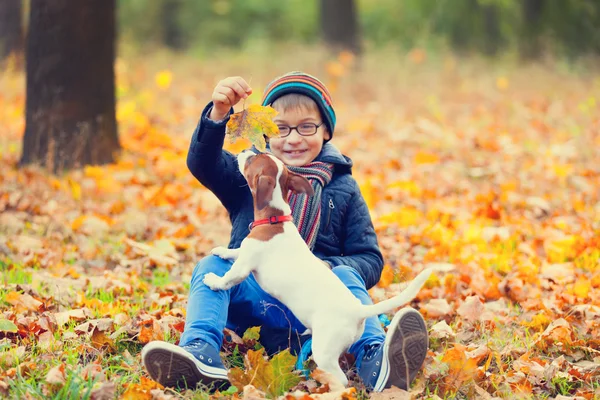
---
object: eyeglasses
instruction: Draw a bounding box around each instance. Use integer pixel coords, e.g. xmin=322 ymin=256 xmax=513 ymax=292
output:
xmin=277 ymin=122 xmax=324 ymax=138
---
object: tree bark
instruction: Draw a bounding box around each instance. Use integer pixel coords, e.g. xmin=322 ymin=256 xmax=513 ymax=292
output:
xmin=21 ymin=0 xmax=120 ymax=173
xmin=482 ymin=3 xmax=501 ymax=56
xmin=161 ymin=0 xmax=185 ymax=50
xmin=520 ymin=0 xmax=546 ymax=59
xmin=0 ymin=0 xmax=23 ymax=60
xmin=320 ymin=0 xmax=361 ymax=54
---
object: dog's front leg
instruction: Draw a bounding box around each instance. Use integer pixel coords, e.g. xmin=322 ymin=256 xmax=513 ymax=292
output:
xmin=210 ymin=246 xmax=240 ymax=261
xmin=203 ymin=256 xmax=253 ymax=291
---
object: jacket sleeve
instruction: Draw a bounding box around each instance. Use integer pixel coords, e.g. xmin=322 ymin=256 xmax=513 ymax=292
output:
xmin=321 ymin=180 xmax=384 ymax=289
xmin=187 ymin=102 xmax=247 ymax=212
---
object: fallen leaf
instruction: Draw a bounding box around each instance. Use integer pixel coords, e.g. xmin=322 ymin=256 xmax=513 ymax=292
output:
xmin=457 ymin=296 xmax=484 ymax=323
xmin=45 ymin=364 xmax=66 ymax=386
xmin=5 ymin=291 xmax=43 ymax=312
xmin=0 ymin=319 xmax=18 ymax=333
xmin=423 ymin=298 xmax=453 ymax=318
xmin=90 ymin=381 xmax=116 ymax=400
xmin=430 ymin=320 xmax=455 ymax=339
xmin=370 ymin=386 xmax=411 ymax=399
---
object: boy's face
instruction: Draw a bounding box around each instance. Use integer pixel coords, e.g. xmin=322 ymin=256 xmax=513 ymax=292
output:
xmin=269 ymin=106 xmax=331 ymax=167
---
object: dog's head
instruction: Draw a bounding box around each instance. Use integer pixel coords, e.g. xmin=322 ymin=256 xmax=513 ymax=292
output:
xmin=237 ymin=151 xmax=314 ymax=211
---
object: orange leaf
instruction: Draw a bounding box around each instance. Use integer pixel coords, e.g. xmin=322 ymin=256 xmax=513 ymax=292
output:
xmin=139 ymin=318 xmax=164 ymax=344
xmin=5 ymin=292 xmax=43 ymax=312
xmin=377 ymin=264 xmax=394 ymax=288
xmin=121 ymin=376 xmax=164 ymax=400
xmin=226 ymin=104 xmax=279 ymax=152
xmin=441 ymin=344 xmax=478 ymax=390
xmin=45 ymin=364 xmax=66 ymax=386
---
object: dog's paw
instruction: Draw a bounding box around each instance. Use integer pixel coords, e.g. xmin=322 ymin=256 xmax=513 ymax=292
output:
xmin=202 ymin=273 xmax=222 ymax=290
xmin=210 ymin=246 xmax=231 ymax=259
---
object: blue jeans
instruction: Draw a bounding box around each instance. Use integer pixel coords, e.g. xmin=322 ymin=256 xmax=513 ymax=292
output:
xmin=179 ymin=255 xmax=385 ymax=364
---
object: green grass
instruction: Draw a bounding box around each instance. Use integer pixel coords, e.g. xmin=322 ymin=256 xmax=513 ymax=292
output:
xmin=1 ymin=258 xmax=33 ymax=286
xmin=8 ymin=362 xmax=100 ymax=400
xmin=151 ymin=268 xmax=172 ymax=288
xmin=84 ymin=285 xmax=115 ymax=304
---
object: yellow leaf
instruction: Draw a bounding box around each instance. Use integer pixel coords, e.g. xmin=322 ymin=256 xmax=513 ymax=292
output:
xmin=573 ymin=278 xmax=591 ymax=299
xmin=226 ymin=104 xmax=280 ymax=152
xmin=496 ymin=76 xmax=509 ymax=90
xmin=155 ymin=70 xmax=172 ymax=90
xmin=68 ymin=178 xmax=81 ymax=201
xmin=359 ymin=179 xmax=376 ymax=210
xmin=326 ymin=61 xmax=346 ymax=78
xmin=523 ymin=313 xmax=551 ymax=332
xmin=414 ymin=151 xmax=439 ymax=165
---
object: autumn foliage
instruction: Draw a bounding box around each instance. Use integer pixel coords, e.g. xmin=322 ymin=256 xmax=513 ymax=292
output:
xmin=1 ymin=49 xmax=599 ymax=399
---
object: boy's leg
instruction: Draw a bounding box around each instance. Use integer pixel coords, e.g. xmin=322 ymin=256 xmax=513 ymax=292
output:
xmin=143 ymin=255 xmax=234 ymax=389
xmin=331 ymin=265 xmax=428 ymax=392
xmin=224 ymin=268 xmax=309 ymax=356
xmin=143 ymin=254 xmax=307 ymax=389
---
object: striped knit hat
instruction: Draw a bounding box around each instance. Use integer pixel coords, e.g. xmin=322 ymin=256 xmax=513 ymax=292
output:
xmin=261 ymin=71 xmax=336 ymax=138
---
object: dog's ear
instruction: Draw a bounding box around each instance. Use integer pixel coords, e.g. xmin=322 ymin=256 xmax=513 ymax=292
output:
xmin=287 ymin=171 xmax=314 ymax=196
xmin=256 ymin=175 xmax=276 ymax=210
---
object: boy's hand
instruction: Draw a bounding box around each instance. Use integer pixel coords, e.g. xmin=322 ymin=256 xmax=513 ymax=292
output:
xmin=210 ymin=76 xmax=253 ymax=121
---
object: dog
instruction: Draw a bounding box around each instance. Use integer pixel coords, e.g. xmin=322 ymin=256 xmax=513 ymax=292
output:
xmin=203 ymin=151 xmax=438 ymax=387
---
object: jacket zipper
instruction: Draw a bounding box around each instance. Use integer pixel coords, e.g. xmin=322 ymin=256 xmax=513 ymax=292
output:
xmin=325 ymin=198 xmax=335 ymax=230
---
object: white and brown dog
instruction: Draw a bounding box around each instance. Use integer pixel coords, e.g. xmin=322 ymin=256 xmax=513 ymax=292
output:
xmin=203 ymin=151 xmax=439 ymax=388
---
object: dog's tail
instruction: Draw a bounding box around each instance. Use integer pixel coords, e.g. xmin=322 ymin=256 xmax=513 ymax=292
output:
xmin=358 ymin=266 xmax=447 ymax=320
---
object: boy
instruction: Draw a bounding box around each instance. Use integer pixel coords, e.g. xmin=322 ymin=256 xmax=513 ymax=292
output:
xmin=141 ymin=72 xmax=428 ymax=392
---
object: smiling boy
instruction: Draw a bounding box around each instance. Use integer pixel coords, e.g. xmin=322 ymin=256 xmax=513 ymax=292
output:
xmin=141 ymin=72 xmax=429 ymax=392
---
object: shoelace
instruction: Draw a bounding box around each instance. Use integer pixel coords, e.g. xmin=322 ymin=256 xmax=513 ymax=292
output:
xmin=184 ymin=341 xmax=218 ymax=365
xmin=184 ymin=341 xmax=204 ymax=350
xmin=363 ymin=344 xmax=380 ymax=361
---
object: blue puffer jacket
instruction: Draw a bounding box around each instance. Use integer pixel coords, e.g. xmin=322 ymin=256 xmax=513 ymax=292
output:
xmin=187 ymin=102 xmax=384 ymax=289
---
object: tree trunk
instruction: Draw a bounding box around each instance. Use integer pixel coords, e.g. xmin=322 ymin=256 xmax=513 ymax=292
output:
xmin=482 ymin=3 xmax=501 ymax=56
xmin=161 ymin=0 xmax=185 ymax=50
xmin=320 ymin=0 xmax=361 ymax=54
xmin=0 ymin=0 xmax=23 ymax=60
xmin=21 ymin=0 xmax=120 ymax=173
xmin=520 ymin=0 xmax=546 ymax=59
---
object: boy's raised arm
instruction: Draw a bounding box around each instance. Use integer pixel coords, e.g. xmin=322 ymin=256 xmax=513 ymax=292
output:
xmin=187 ymin=102 xmax=244 ymax=211
xmin=186 ymin=77 xmax=253 ymax=212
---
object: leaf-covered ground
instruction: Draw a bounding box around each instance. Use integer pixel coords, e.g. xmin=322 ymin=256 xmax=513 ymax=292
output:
xmin=1 ymin=49 xmax=599 ymax=399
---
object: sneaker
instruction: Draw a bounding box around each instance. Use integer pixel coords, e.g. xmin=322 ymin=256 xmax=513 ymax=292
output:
xmin=141 ymin=339 xmax=229 ymax=390
xmin=359 ymin=307 xmax=428 ymax=392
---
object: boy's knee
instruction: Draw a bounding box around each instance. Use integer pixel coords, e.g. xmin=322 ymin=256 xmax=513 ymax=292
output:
xmin=192 ymin=255 xmax=233 ymax=279
xmin=331 ymin=265 xmax=364 ymax=284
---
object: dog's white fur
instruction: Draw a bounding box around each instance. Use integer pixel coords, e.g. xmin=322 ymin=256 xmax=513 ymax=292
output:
xmin=203 ymin=151 xmax=444 ymax=386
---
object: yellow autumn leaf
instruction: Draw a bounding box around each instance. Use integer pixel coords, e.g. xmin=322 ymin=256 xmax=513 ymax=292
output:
xmin=414 ymin=151 xmax=440 ymax=164
xmin=573 ymin=278 xmax=591 ymax=299
xmin=523 ymin=313 xmax=552 ymax=332
xmin=496 ymin=76 xmax=509 ymax=90
xmin=226 ymin=104 xmax=280 ymax=152
xmin=68 ymin=178 xmax=81 ymax=201
xmin=155 ymin=70 xmax=172 ymax=90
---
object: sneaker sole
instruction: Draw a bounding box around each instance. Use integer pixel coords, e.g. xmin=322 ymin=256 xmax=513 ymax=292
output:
xmin=141 ymin=341 xmax=229 ymax=390
xmin=373 ymin=307 xmax=428 ymax=391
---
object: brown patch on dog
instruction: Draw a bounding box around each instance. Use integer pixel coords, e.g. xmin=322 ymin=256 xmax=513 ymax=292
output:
xmin=244 ymin=154 xmax=313 ymax=242
xmin=245 ymin=154 xmax=286 ymax=242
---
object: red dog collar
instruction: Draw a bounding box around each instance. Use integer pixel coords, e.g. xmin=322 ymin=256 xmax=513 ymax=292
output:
xmin=249 ymin=215 xmax=294 ymax=230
